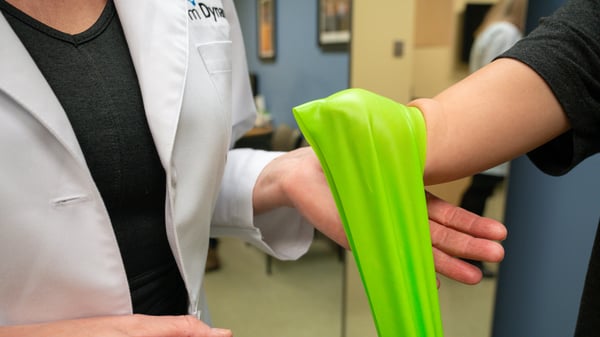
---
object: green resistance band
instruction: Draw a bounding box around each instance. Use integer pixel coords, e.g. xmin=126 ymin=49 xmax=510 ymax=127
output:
xmin=293 ymin=88 xmax=443 ymax=337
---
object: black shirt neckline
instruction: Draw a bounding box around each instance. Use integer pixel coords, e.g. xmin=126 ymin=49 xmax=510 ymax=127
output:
xmin=0 ymin=0 xmax=115 ymax=46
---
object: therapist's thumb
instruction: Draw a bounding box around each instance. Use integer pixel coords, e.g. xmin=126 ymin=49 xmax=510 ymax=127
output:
xmin=208 ymin=328 xmax=233 ymax=337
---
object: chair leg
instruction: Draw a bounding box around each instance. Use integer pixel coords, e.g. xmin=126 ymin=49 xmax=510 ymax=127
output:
xmin=266 ymin=254 xmax=273 ymax=275
xmin=337 ymin=245 xmax=345 ymax=262
xmin=340 ymin=250 xmax=347 ymax=337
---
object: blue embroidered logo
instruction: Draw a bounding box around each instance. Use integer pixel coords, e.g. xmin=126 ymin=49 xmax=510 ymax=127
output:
xmin=188 ymin=2 xmax=226 ymax=22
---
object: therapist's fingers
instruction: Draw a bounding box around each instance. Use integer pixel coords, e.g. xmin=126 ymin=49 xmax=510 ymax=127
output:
xmin=0 ymin=314 xmax=233 ymax=337
xmin=432 ymin=246 xmax=484 ymax=285
xmin=94 ymin=314 xmax=233 ymax=337
xmin=126 ymin=315 xmax=233 ymax=337
xmin=426 ymin=192 xmax=508 ymax=241
xmin=429 ymin=219 xmax=505 ymax=263
xmin=425 ymin=191 xmax=506 ymax=285
xmin=426 ymin=191 xmax=506 ymax=262
xmin=429 ymin=211 xmax=505 ymax=283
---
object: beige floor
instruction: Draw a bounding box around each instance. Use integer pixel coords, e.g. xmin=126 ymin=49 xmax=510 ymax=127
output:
xmin=204 ymin=236 xmax=344 ymax=337
xmin=204 ymin=235 xmax=498 ymax=337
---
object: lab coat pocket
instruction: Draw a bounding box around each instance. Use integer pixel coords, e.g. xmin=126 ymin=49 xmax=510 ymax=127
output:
xmin=197 ymin=41 xmax=233 ymax=107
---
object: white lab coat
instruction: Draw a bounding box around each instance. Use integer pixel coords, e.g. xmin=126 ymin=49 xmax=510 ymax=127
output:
xmin=0 ymin=0 xmax=313 ymax=325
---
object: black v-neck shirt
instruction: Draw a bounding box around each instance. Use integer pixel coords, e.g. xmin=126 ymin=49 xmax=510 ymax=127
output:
xmin=0 ymin=1 xmax=188 ymax=315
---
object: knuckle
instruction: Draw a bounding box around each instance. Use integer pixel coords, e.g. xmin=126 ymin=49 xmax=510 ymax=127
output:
xmin=180 ymin=315 xmax=200 ymax=334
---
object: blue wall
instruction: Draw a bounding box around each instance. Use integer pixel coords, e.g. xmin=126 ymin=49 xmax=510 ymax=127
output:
xmin=524 ymin=0 xmax=566 ymax=33
xmin=492 ymin=156 xmax=600 ymax=337
xmin=233 ymin=0 xmax=349 ymax=127
xmin=492 ymin=1 xmax=600 ymax=336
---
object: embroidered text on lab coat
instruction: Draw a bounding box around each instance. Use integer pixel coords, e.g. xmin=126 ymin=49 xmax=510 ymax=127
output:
xmin=188 ymin=1 xmax=226 ymax=22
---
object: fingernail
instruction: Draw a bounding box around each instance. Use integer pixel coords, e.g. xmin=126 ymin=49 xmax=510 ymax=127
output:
xmin=210 ymin=328 xmax=232 ymax=336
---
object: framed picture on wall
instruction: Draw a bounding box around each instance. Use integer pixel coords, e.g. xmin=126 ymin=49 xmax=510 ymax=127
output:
xmin=257 ymin=0 xmax=276 ymax=60
xmin=318 ymin=0 xmax=351 ymax=46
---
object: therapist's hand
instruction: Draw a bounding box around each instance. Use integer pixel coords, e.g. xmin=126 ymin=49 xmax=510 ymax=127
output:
xmin=0 ymin=315 xmax=232 ymax=337
xmin=253 ymin=146 xmax=349 ymax=249
xmin=254 ymin=147 xmax=506 ymax=285
xmin=425 ymin=191 xmax=506 ymax=284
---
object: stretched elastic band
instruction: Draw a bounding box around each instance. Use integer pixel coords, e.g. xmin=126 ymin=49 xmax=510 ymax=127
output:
xmin=293 ymin=88 xmax=443 ymax=337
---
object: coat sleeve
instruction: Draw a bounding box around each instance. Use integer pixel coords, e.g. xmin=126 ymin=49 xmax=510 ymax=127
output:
xmin=212 ymin=148 xmax=314 ymax=260
xmin=210 ymin=0 xmax=313 ymax=260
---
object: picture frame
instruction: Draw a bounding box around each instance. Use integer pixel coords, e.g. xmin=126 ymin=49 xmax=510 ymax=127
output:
xmin=257 ymin=0 xmax=276 ymax=60
xmin=318 ymin=0 xmax=351 ymax=46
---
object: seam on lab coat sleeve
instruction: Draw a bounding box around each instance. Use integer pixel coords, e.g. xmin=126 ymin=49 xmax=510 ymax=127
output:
xmin=211 ymin=148 xmax=314 ymax=260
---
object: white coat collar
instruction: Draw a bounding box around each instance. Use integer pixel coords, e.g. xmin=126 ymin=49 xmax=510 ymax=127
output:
xmin=0 ymin=14 xmax=87 ymax=167
xmin=114 ymin=0 xmax=188 ymax=169
xmin=0 ymin=1 xmax=189 ymax=171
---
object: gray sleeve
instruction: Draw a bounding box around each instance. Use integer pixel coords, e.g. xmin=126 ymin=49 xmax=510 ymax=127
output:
xmin=500 ymin=0 xmax=600 ymax=176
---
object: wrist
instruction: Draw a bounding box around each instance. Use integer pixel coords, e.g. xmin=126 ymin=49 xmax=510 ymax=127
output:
xmin=252 ymin=154 xmax=292 ymax=215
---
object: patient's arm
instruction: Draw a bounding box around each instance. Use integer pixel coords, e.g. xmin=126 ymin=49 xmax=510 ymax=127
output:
xmin=411 ymin=58 xmax=570 ymax=185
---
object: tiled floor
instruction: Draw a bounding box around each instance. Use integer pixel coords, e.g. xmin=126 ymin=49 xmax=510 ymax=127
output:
xmin=204 ymin=235 xmax=498 ymax=337
xmin=204 ymin=236 xmax=344 ymax=337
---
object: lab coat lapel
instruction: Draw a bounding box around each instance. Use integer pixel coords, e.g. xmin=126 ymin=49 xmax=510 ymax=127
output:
xmin=0 ymin=14 xmax=87 ymax=166
xmin=114 ymin=1 xmax=201 ymax=311
xmin=114 ymin=0 xmax=188 ymax=169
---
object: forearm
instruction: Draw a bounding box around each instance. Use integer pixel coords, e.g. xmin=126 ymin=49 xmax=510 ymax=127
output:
xmin=410 ymin=58 xmax=570 ymax=185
